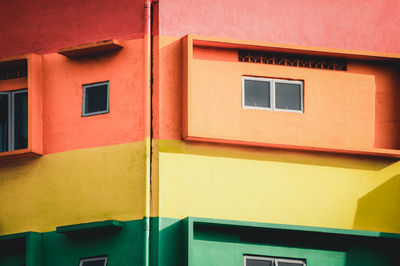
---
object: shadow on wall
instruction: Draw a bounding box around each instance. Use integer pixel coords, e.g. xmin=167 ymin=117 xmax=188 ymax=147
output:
xmin=353 ymin=174 xmax=400 ymax=233
xmin=159 ymin=139 xmax=397 ymax=171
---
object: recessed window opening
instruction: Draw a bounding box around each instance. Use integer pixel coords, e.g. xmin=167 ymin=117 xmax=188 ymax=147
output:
xmin=82 ymin=81 xmax=109 ymax=117
xmin=0 ymin=89 xmax=28 ymax=152
xmin=242 ymin=77 xmax=303 ymax=113
xmin=244 ymin=255 xmax=306 ymax=266
xmin=79 ymin=256 xmax=107 ymax=266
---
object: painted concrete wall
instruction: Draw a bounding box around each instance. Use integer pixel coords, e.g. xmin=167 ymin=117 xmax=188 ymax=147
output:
xmin=0 ymin=0 xmax=148 ymax=235
xmin=154 ymin=34 xmax=400 ymax=234
xmin=157 ymin=140 xmax=400 ymax=233
xmin=0 ymin=0 xmax=145 ymax=57
xmin=0 ymin=143 xmax=146 ymax=235
xmin=42 ymin=39 xmax=145 ymax=154
xmin=0 ymin=39 xmax=147 ymax=235
xmin=0 ymin=0 xmax=399 ymax=245
xmin=158 ymin=0 xmax=400 ymax=53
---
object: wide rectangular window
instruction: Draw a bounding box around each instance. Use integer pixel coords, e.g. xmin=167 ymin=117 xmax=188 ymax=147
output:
xmin=242 ymin=77 xmax=303 ymax=113
xmin=79 ymin=256 xmax=107 ymax=266
xmin=0 ymin=89 xmax=28 ymax=152
xmin=244 ymin=255 xmax=305 ymax=266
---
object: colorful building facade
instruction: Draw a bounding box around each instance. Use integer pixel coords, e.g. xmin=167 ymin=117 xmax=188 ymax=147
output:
xmin=0 ymin=0 xmax=399 ymax=265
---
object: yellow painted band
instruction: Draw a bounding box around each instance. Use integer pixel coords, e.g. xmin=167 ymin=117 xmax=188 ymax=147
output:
xmin=157 ymin=139 xmax=400 ymax=234
xmin=0 ymin=142 xmax=146 ymax=235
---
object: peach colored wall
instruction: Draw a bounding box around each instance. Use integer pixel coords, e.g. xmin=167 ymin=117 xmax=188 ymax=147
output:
xmin=157 ymin=36 xmax=400 ymax=154
xmin=153 ymin=36 xmax=183 ymax=140
xmin=192 ymin=45 xmax=400 ymax=151
xmin=347 ymin=61 xmax=400 ymax=149
xmin=185 ymin=57 xmax=376 ymax=151
xmin=42 ymin=39 xmax=145 ymax=154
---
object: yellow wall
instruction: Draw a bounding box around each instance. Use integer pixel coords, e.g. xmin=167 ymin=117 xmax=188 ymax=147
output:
xmin=157 ymin=140 xmax=400 ymax=234
xmin=0 ymin=142 xmax=145 ymax=235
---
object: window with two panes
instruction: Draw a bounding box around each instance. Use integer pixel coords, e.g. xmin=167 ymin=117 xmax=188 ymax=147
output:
xmin=242 ymin=77 xmax=303 ymax=113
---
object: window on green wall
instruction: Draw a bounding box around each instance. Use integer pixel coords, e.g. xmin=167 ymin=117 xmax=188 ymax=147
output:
xmin=79 ymin=256 xmax=107 ymax=266
xmin=244 ymin=255 xmax=306 ymax=266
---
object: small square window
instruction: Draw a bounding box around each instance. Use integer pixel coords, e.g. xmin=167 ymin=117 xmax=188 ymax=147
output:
xmin=242 ymin=77 xmax=303 ymax=113
xmin=82 ymin=81 xmax=109 ymax=116
xmin=79 ymin=256 xmax=107 ymax=266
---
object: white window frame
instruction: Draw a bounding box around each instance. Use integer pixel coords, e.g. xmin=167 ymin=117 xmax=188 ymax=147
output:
xmin=244 ymin=255 xmax=306 ymax=266
xmin=79 ymin=256 xmax=107 ymax=266
xmin=0 ymin=89 xmax=28 ymax=152
xmin=242 ymin=76 xmax=303 ymax=113
xmin=82 ymin=81 xmax=110 ymax=117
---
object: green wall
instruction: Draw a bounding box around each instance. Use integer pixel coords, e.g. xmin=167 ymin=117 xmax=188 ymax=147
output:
xmin=0 ymin=220 xmax=144 ymax=266
xmin=42 ymin=220 xmax=143 ymax=266
xmin=186 ymin=218 xmax=399 ymax=266
xmin=1 ymin=218 xmax=398 ymax=266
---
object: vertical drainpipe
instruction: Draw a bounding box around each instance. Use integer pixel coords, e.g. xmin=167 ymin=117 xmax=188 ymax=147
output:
xmin=144 ymin=0 xmax=152 ymax=266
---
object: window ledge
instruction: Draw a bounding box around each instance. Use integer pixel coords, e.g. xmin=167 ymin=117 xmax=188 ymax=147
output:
xmin=184 ymin=136 xmax=400 ymax=159
xmin=185 ymin=217 xmax=400 ymax=239
xmin=0 ymin=149 xmax=41 ymax=161
xmin=56 ymin=220 xmax=124 ymax=235
xmin=57 ymin=39 xmax=123 ymax=57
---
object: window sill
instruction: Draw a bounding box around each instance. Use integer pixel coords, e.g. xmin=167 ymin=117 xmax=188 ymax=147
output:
xmin=183 ymin=136 xmax=400 ymax=159
xmin=0 ymin=149 xmax=41 ymax=161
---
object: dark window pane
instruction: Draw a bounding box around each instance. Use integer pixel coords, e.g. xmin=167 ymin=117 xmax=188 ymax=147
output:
xmin=277 ymin=262 xmax=304 ymax=266
xmin=275 ymin=82 xmax=302 ymax=111
xmin=0 ymin=94 xmax=9 ymax=152
xmin=246 ymin=258 xmax=273 ymax=266
xmin=14 ymin=91 xmax=28 ymax=150
xmin=244 ymin=80 xmax=270 ymax=108
xmin=85 ymin=84 xmax=108 ymax=114
xmin=81 ymin=258 xmax=106 ymax=266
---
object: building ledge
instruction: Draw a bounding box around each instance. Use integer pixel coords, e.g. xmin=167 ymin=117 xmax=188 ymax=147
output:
xmin=58 ymin=39 xmax=123 ymax=57
xmin=56 ymin=220 xmax=124 ymax=235
xmin=184 ymin=136 xmax=400 ymax=159
xmin=184 ymin=217 xmax=400 ymax=240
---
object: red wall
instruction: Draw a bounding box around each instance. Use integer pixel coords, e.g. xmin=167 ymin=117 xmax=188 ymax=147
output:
xmin=159 ymin=0 xmax=400 ymax=53
xmin=0 ymin=0 xmax=145 ymax=57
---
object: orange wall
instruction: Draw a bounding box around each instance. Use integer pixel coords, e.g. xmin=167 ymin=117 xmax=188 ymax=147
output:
xmin=156 ymin=36 xmax=400 ymax=154
xmin=186 ymin=48 xmax=376 ymax=151
xmin=42 ymin=39 xmax=145 ymax=154
xmin=153 ymin=36 xmax=183 ymax=140
xmin=347 ymin=61 xmax=400 ymax=149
